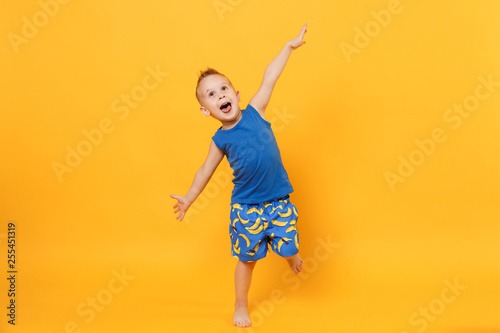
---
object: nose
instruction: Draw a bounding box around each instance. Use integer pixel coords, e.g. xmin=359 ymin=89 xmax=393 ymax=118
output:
xmin=218 ymin=93 xmax=225 ymax=100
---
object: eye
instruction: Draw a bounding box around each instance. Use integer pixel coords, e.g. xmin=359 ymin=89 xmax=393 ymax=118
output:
xmin=208 ymin=91 xmax=214 ymax=97
xmin=222 ymin=86 xmax=227 ymax=91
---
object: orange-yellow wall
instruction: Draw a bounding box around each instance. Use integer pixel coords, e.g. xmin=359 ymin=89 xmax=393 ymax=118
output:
xmin=1 ymin=0 xmax=499 ymax=332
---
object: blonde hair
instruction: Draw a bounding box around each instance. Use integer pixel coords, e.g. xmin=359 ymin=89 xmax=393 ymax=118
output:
xmin=195 ymin=67 xmax=234 ymax=103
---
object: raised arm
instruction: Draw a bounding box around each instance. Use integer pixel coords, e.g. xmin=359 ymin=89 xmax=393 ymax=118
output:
xmin=170 ymin=140 xmax=224 ymax=221
xmin=249 ymin=24 xmax=307 ymax=118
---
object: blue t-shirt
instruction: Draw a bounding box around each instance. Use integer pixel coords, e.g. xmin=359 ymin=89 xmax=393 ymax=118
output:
xmin=212 ymin=104 xmax=294 ymax=204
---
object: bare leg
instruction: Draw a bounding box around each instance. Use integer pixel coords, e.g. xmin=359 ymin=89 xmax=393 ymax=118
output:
xmin=286 ymin=253 xmax=303 ymax=274
xmin=233 ymin=260 xmax=256 ymax=327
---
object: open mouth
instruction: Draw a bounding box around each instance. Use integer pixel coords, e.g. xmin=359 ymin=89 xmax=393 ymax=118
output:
xmin=220 ymin=102 xmax=232 ymax=113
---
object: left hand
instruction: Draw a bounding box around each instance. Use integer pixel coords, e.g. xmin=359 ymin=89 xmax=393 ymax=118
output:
xmin=288 ymin=24 xmax=307 ymax=50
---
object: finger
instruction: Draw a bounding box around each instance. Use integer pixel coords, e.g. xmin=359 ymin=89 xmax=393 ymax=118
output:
xmin=179 ymin=212 xmax=185 ymax=221
xmin=174 ymin=207 xmax=180 ymax=213
xmin=300 ymin=24 xmax=307 ymax=38
xmin=173 ymin=202 xmax=179 ymax=209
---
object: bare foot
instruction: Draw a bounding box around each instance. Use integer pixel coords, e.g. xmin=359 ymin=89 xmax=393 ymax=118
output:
xmin=287 ymin=254 xmax=303 ymax=274
xmin=233 ymin=304 xmax=251 ymax=327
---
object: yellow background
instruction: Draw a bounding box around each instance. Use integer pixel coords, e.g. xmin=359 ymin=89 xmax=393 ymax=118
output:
xmin=1 ymin=0 xmax=499 ymax=332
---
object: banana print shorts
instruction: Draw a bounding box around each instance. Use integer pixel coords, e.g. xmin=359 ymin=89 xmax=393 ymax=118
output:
xmin=229 ymin=195 xmax=299 ymax=262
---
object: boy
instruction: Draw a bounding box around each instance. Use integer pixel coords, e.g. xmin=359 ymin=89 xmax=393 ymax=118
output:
xmin=170 ymin=24 xmax=307 ymax=328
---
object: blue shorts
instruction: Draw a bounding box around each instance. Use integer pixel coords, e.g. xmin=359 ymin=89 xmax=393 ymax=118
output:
xmin=229 ymin=195 xmax=299 ymax=262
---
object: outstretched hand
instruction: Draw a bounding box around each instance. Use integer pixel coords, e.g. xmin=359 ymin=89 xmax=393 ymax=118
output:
xmin=288 ymin=24 xmax=307 ymax=50
xmin=170 ymin=194 xmax=191 ymax=221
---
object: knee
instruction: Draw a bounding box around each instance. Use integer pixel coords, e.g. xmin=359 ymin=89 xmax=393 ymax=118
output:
xmin=280 ymin=247 xmax=299 ymax=259
xmin=276 ymin=242 xmax=299 ymax=258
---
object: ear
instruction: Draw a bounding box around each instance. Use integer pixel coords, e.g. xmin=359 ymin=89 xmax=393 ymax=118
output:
xmin=200 ymin=106 xmax=210 ymax=117
xmin=236 ymin=91 xmax=241 ymax=102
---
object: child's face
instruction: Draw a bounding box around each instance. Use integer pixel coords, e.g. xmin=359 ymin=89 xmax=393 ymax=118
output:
xmin=198 ymin=74 xmax=241 ymax=126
